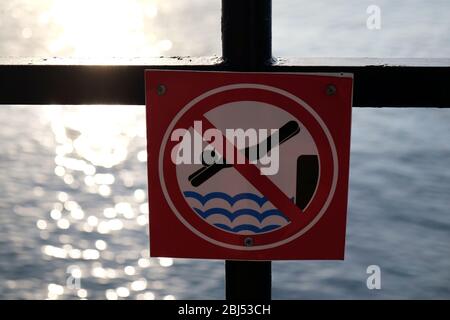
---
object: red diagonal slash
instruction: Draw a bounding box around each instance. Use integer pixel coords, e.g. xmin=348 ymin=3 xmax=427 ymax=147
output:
xmin=194 ymin=116 xmax=303 ymax=222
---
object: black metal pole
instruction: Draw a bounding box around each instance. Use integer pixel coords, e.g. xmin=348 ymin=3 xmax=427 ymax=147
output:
xmin=222 ymin=0 xmax=273 ymax=300
xmin=225 ymin=260 xmax=272 ymax=300
xmin=221 ymin=0 xmax=273 ymax=70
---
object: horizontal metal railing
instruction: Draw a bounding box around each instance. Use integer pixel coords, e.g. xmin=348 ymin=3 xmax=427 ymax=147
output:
xmin=0 ymin=57 xmax=449 ymax=108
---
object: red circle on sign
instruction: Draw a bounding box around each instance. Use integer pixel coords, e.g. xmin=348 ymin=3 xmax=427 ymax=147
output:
xmin=159 ymin=84 xmax=337 ymax=250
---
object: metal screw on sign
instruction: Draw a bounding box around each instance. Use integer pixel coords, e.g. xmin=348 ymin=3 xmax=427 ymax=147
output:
xmin=244 ymin=237 xmax=253 ymax=247
xmin=157 ymin=84 xmax=166 ymax=96
xmin=326 ymin=84 xmax=337 ymax=96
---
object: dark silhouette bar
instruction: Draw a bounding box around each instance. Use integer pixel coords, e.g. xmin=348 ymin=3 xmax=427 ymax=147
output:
xmin=0 ymin=57 xmax=449 ymax=107
xmin=222 ymin=0 xmax=273 ymax=302
xmin=222 ymin=0 xmax=273 ymax=69
xmin=225 ymin=260 xmax=272 ymax=301
xmin=189 ymin=120 xmax=300 ymax=187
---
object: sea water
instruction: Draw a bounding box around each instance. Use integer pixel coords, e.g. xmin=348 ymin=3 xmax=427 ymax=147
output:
xmin=0 ymin=0 xmax=449 ymax=299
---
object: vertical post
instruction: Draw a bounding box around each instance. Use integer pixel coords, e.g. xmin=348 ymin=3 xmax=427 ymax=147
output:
xmin=221 ymin=0 xmax=273 ymax=70
xmin=222 ymin=0 xmax=273 ymax=300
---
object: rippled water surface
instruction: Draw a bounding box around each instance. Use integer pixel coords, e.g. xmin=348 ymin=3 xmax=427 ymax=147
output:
xmin=0 ymin=0 xmax=449 ymax=299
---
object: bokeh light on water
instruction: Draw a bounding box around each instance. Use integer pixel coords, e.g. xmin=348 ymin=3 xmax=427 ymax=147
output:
xmin=0 ymin=106 xmax=224 ymax=299
xmin=42 ymin=106 xmax=151 ymax=299
xmin=0 ymin=0 xmax=224 ymax=299
xmin=1 ymin=0 xmax=220 ymax=58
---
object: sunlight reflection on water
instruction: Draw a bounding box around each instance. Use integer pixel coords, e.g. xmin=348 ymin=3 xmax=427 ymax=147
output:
xmin=38 ymin=106 xmax=168 ymax=300
xmin=3 ymin=105 xmax=225 ymax=300
xmin=2 ymin=0 xmax=220 ymax=58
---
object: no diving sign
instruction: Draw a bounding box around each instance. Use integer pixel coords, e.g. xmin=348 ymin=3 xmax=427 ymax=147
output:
xmin=146 ymin=71 xmax=353 ymax=260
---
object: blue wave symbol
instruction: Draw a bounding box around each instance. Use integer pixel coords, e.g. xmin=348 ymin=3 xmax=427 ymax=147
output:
xmin=214 ymin=224 xmax=281 ymax=233
xmin=184 ymin=191 xmax=292 ymax=234
xmin=193 ymin=207 xmax=289 ymax=223
xmin=184 ymin=191 xmax=268 ymax=207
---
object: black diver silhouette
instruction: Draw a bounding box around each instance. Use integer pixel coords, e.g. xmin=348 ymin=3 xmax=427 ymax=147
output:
xmin=188 ymin=120 xmax=319 ymax=210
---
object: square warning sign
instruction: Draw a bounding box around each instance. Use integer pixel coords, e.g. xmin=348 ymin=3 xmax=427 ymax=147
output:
xmin=146 ymin=70 xmax=353 ymax=260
